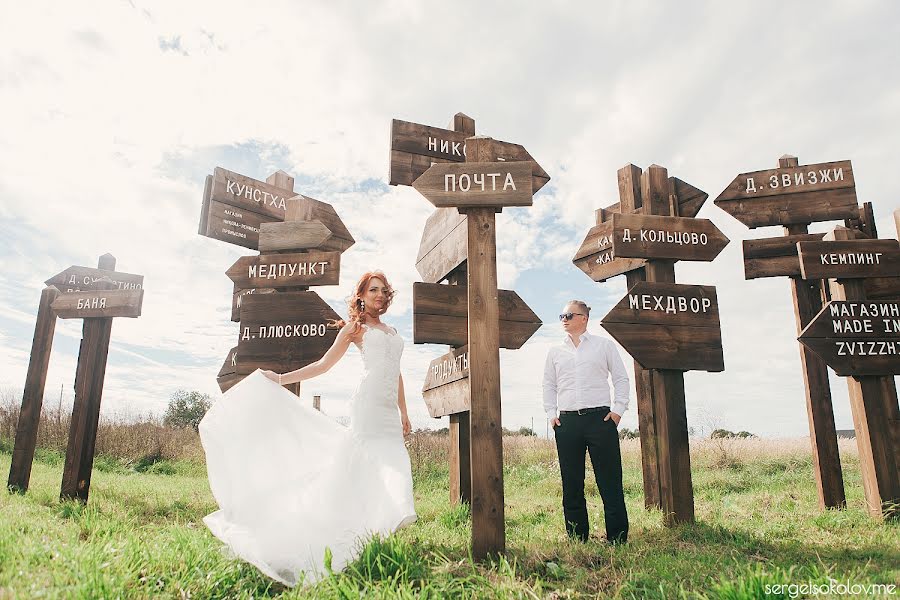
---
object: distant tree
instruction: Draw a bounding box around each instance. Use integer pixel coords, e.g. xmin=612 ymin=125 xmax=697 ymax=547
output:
xmin=618 ymin=427 xmax=639 ymax=440
xmin=517 ymin=426 xmax=536 ymax=437
xmin=163 ymin=390 xmax=212 ymax=431
xmin=736 ymin=431 xmax=756 ymax=438
xmin=711 ymin=428 xmax=734 ymax=439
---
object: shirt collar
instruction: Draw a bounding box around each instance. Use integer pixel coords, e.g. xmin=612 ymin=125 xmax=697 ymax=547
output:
xmin=563 ymin=331 xmax=591 ymax=347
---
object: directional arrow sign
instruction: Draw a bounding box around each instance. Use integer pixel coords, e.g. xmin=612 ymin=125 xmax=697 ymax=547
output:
xmin=389 ymin=119 xmax=550 ymax=193
xmin=412 ymin=282 xmax=541 ymax=349
xmin=236 ymin=291 xmax=341 ymax=375
xmin=203 ymin=200 xmax=271 ymax=250
xmin=227 ymin=251 xmax=341 ymax=290
xmin=714 ymin=160 xmax=858 ymax=228
xmin=611 ymin=213 xmax=729 ymax=261
xmin=416 ymin=208 xmax=467 ymax=283
xmin=209 ymin=167 xmax=291 ymax=220
xmin=799 ymin=301 xmax=900 ymax=376
xmin=46 ymin=266 xmax=143 ymax=293
xmin=257 ymin=220 xmax=333 ymax=253
xmin=231 ymin=287 xmax=276 ymax=322
xmin=601 ymin=281 xmax=723 ymax=372
xmin=422 ymin=345 xmax=470 ymax=418
xmin=51 ymin=289 xmax=144 ymax=319
xmin=572 ymin=221 xmax=646 ymax=282
xmin=798 ymin=239 xmax=900 ymax=280
xmin=412 ymin=161 xmax=533 ymax=208
xmin=742 ymin=233 xmax=826 ymax=279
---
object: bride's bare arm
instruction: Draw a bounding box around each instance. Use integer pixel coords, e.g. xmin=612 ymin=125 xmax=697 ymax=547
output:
xmin=398 ymin=374 xmax=411 ymax=435
xmin=266 ymin=321 xmax=362 ymax=385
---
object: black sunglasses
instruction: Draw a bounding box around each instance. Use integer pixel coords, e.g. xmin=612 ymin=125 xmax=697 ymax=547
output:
xmin=558 ymin=312 xmax=585 ymax=321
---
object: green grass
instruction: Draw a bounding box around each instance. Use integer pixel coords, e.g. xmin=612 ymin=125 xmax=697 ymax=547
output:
xmin=1 ymin=438 xmax=897 ymax=598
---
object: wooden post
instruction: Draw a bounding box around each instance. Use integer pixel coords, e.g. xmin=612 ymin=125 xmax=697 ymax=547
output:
xmin=780 ymin=155 xmax=846 ymax=510
xmin=617 ymin=163 xmax=662 ymax=511
xmin=447 ymin=113 xmax=474 ymax=508
xmin=313 ymin=395 xmax=321 ymax=411
xmin=60 ymin=254 xmax=116 ymax=502
xmin=7 ymin=286 xmax=60 ymax=493
xmin=464 ymin=136 xmax=505 ymax=558
xmin=827 ymin=228 xmax=900 ymax=519
xmin=641 ymin=165 xmax=695 ymax=525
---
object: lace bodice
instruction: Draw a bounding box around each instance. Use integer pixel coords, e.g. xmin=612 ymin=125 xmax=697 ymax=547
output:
xmin=350 ymin=325 xmax=404 ymax=437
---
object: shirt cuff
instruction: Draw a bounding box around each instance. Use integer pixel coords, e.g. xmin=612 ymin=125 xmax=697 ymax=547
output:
xmin=611 ymin=400 xmax=628 ymax=417
xmin=546 ymin=409 xmax=557 ymax=420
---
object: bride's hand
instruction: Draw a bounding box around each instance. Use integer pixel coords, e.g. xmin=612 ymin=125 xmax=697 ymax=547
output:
xmin=261 ymin=370 xmax=282 ymax=385
xmin=401 ymin=413 xmax=411 ymax=436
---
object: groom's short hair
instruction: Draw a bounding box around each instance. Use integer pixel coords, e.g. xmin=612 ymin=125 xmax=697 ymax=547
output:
xmin=567 ymin=300 xmax=591 ymax=316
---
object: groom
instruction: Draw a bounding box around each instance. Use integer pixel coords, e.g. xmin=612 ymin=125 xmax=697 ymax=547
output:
xmin=543 ymin=300 xmax=630 ymax=544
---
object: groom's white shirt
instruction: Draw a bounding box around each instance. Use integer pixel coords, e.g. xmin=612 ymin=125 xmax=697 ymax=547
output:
xmin=542 ymin=332 xmax=630 ymax=420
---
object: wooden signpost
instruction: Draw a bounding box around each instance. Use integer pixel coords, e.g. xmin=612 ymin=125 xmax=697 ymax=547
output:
xmin=393 ymin=113 xmax=545 ymax=559
xmin=7 ymin=254 xmax=144 ymax=504
xmin=199 ymin=169 xmax=354 ymax=394
xmin=713 ymin=155 xmax=871 ymax=512
xmin=573 ymin=163 xmax=726 ymax=525
xmin=796 ymin=227 xmax=900 ymax=519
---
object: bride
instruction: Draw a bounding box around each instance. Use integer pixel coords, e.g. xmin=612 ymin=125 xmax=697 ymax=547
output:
xmin=199 ymin=271 xmax=417 ymax=587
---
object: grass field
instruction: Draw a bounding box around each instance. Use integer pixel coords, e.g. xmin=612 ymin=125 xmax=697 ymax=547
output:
xmin=1 ymin=431 xmax=898 ymax=599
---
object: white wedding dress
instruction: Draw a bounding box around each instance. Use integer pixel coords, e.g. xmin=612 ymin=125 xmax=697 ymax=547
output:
xmin=199 ymin=325 xmax=417 ymax=586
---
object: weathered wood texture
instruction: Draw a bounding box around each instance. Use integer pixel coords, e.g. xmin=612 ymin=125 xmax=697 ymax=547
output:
xmin=422 ymin=346 xmax=470 ymax=418
xmin=204 ymin=199 xmax=269 ymax=250
xmin=210 ymin=166 xmax=293 ymax=220
xmin=283 ymin=196 xmax=355 ymax=252
xmin=572 ymin=220 xmax=646 ymax=282
xmin=198 ymin=174 xmax=212 ymax=235
xmin=466 ymin=207 xmax=505 ymax=558
xmin=611 ymin=213 xmax=729 ymax=261
xmin=742 ymin=233 xmax=826 ymax=279
xmin=45 ymin=267 xmax=143 ymax=293
xmin=257 ymin=220 xmax=334 ymax=253
xmin=231 ymin=287 xmax=277 ymax=322
xmin=714 ymin=160 xmax=858 ymax=228
xmin=227 ymin=251 xmax=340 ymax=290
xmin=825 ymin=228 xmax=900 ymax=519
xmin=601 ymin=281 xmax=723 ymax=372
xmin=7 ymin=286 xmax=59 ymax=493
xmin=798 ymin=239 xmax=900 ymax=280
xmin=412 ymin=282 xmax=541 ymax=349
xmin=52 ymin=288 xmax=143 ymax=319
xmin=416 ymin=208 xmax=467 ymax=283
xmin=61 ymin=257 xmax=117 ymax=503
xmin=235 ymin=291 xmax=341 ymax=375
xmin=412 ymin=160 xmax=533 ymax=208
xmin=450 ymin=411 xmax=472 ymax=506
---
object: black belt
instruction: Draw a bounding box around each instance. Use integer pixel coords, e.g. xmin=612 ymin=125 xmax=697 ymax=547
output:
xmin=559 ymin=406 xmax=609 ymax=416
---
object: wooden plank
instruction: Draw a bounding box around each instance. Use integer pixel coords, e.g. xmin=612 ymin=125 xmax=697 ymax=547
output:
xmin=611 ymin=213 xmax=729 ymax=261
xmin=217 ymin=373 xmax=243 ymax=393
xmin=865 ymin=277 xmax=900 ymax=300
xmin=61 ymin=258 xmax=117 ymax=503
xmin=798 ymin=300 xmax=900 ymax=376
xmin=412 ymin=160 xmax=533 ymax=208
xmin=416 ymin=208 xmax=467 ymax=283
xmin=7 ymin=286 xmax=59 ymax=493
xmin=602 ymin=322 xmax=724 ymax=372
xmin=198 ymin=174 xmax=212 ymax=235
xmin=218 ymin=347 xmax=238 ymax=378
xmin=210 ymin=166 xmax=293 ymax=220
xmin=572 ymin=221 xmax=646 ymax=282
xmin=236 ymin=291 xmax=341 ymax=375
xmin=670 ymin=177 xmax=708 ymax=218
xmin=423 ymin=376 xmax=470 ymax=418
xmin=798 ymin=239 xmax=900 ymax=280
xmin=742 ymin=233 xmax=826 ymax=279
xmin=466 ymin=207 xmax=505 ymax=559
xmin=283 ymin=196 xmax=355 ymax=252
xmin=391 ymin=118 xmax=468 ymax=162
xmin=231 ymin=287 xmax=276 ymax=322
xmin=422 ymin=345 xmax=469 ymax=393
xmin=45 ymin=266 xmax=143 ymax=293
xmin=204 ymin=199 xmax=270 ymax=250
xmin=227 ymin=251 xmax=340 ymax=290
xmin=52 ymin=288 xmax=143 ymax=319
xmin=412 ymin=283 xmax=541 ymax=349
xmin=825 ymin=249 xmax=900 ymax=519
xmin=716 ymin=160 xmax=855 ymax=202
xmin=470 ymin=137 xmax=550 ymax=193
xmin=257 ymin=220 xmax=333 ymax=253
xmin=449 ymin=411 xmax=472 ymax=505
xmin=604 ymin=281 xmax=720 ymax=328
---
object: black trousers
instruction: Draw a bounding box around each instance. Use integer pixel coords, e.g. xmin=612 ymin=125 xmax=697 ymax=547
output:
xmin=554 ymin=407 xmax=628 ymax=543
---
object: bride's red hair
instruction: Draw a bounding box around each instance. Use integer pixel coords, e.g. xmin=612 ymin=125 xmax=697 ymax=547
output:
xmin=331 ymin=271 xmax=396 ymax=328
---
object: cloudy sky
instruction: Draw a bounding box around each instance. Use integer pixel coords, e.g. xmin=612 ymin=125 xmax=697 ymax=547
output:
xmin=1 ymin=1 xmax=898 ymax=438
